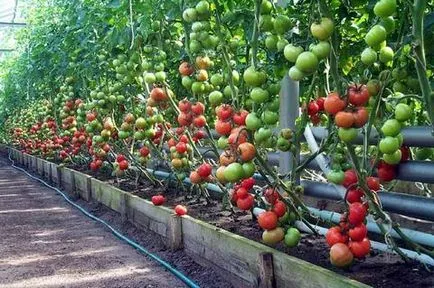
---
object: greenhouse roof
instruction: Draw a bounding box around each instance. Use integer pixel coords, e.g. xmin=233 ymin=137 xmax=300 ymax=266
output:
xmin=0 ymin=0 xmax=28 ymax=54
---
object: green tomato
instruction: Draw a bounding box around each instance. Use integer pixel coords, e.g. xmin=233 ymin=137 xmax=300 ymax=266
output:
xmin=381 ymin=119 xmax=401 ymax=136
xmin=209 ymin=91 xmax=224 ymax=105
xmin=379 ymin=46 xmax=394 ymax=63
xmin=195 ymin=1 xmax=210 ymax=15
xmin=260 ymin=15 xmax=274 ymax=32
xmin=210 ymin=73 xmax=224 ymax=86
xmin=295 ymin=52 xmax=318 ymax=74
xmin=243 ymin=66 xmax=266 ymax=87
xmin=276 ymin=137 xmax=291 ymax=151
xmin=284 ymin=44 xmax=303 ymax=62
xmin=276 ymin=38 xmax=289 ymax=52
xmin=392 ymin=82 xmax=407 ymax=93
xmin=365 ymin=25 xmax=387 ymax=47
xmin=361 ymin=47 xmax=377 ymax=66
xmin=242 ymin=162 xmax=256 ymax=178
xmin=383 ymin=149 xmax=402 ymax=165
xmin=223 ymin=85 xmax=239 ymax=98
xmin=379 ymin=136 xmax=400 ymax=154
xmin=311 ymin=41 xmax=331 ymax=59
xmin=223 ymin=163 xmax=244 ymax=183
xmin=261 ymin=110 xmax=279 ymax=125
xmin=273 ymin=15 xmax=291 ymax=35
xmin=260 ymin=0 xmax=272 ymax=14
xmin=265 ymin=34 xmax=279 ymax=51
xmin=254 ymin=127 xmax=272 ymax=143
xmin=288 ymin=66 xmax=305 ymax=81
xmin=326 ymin=170 xmax=345 ymax=184
xmin=394 ymin=103 xmax=412 ymax=122
xmin=250 ymin=87 xmax=269 ymax=104
xmin=374 ymin=0 xmax=397 ymax=18
xmin=245 ymin=113 xmax=262 ymax=131
xmin=392 ymin=68 xmax=408 ymax=81
xmin=338 ymin=128 xmax=358 ymax=143
xmin=380 ymin=16 xmax=395 ymax=34
xmin=191 ymin=82 xmax=205 ymax=94
xmin=217 ymin=136 xmax=228 ymax=149
xmin=310 ymin=17 xmax=334 ymax=40
xmin=144 ymin=73 xmax=156 ymax=84
xmin=284 ymin=228 xmax=301 ymax=248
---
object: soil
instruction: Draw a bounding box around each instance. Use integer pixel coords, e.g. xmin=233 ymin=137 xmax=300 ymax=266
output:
xmin=0 ymin=157 xmax=231 ymax=288
xmin=9 ymin=153 xmax=434 ymax=288
xmin=108 ymin=176 xmax=434 ymax=288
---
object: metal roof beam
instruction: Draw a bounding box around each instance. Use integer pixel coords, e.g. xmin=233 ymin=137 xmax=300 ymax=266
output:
xmin=0 ymin=22 xmax=26 ymax=27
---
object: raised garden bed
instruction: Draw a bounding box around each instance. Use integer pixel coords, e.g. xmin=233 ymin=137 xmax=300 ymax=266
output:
xmin=9 ymin=148 xmax=434 ymax=288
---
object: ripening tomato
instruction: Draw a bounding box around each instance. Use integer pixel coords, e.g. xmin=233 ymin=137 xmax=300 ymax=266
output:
xmin=235 ymin=187 xmax=249 ymax=199
xmin=335 ymin=111 xmax=354 ymax=128
xmin=307 ymin=101 xmax=319 ymax=116
xmin=330 ymin=243 xmax=354 ymax=267
xmin=258 ymin=211 xmax=278 ymax=230
xmin=241 ymin=177 xmax=255 ymax=190
xmin=233 ymin=109 xmax=249 ymax=126
xmin=238 ymin=142 xmax=256 ymax=162
xmin=191 ymin=102 xmax=205 ymax=115
xmin=215 ymin=120 xmax=232 ymax=136
xmin=178 ymin=99 xmax=192 ymax=112
xmin=326 ymin=226 xmax=349 ymax=247
xmin=324 ymin=93 xmax=346 ymax=115
xmin=353 ymin=107 xmax=369 ymax=128
xmin=190 ymin=171 xmax=203 ymax=184
xmin=176 ymin=142 xmax=187 ymax=154
xmin=174 ymin=205 xmax=188 ymax=216
xmin=118 ymin=160 xmax=129 ymax=170
xmin=179 ymin=62 xmax=194 ymax=76
xmin=349 ymin=238 xmax=371 ymax=259
xmin=262 ymin=227 xmax=285 ymax=245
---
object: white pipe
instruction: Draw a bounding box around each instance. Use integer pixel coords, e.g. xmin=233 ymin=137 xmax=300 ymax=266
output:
xmin=253 ymin=207 xmax=433 ymax=266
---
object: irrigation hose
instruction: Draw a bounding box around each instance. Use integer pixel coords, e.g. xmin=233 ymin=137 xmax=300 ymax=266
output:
xmin=7 ymin=152 xmax=200 ymax=288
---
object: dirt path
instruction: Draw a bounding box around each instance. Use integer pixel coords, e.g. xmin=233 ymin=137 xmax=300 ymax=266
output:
xmin=0 ymin=158 xmax=187 ymax=288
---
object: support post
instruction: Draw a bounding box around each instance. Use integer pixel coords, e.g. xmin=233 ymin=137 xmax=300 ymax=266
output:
xmin=167 ymin=215 xmax=183 ymax=251
xmin=257 ymin=252 xmax=276 ymax=288
xmin=279 ymin=75 xmax=300 ymax=181
xmin=119 ymin=192 xmax=127 ymax=222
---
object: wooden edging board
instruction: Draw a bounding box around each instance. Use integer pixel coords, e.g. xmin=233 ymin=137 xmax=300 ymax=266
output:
xmin=8 ymin=148 xmax=370 ymax=288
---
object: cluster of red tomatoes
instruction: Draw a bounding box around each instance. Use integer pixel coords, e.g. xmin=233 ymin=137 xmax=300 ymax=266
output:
xmin=230 ymin=177 xmax=256 ymax=211
xmin=306 ymin=97 xmax=325 ymax=125
xmin=114 ymin=154 xmax=129 ymax=173
xmin=325 ymin=85 xmax=370 ymax=131
xmin=177 ymin=99 xmax=207 ymax=128
xmin=190 ymin=162 xmax=213 ymax=184
xmin=326 ymin=170 xmax=382 ymax=267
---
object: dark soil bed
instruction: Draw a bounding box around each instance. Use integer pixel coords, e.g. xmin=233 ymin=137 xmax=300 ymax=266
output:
xmin=44 ymin=160 xmax=434 ymax=288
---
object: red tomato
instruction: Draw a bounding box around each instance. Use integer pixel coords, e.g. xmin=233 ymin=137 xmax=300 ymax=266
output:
xmin=258 ymin=211 xmax=278 ymax=230
xmin=366 ymin=176 xmax=380 ymax=191
xmin=349 ymin=223 xmax=367 ymax=241
xmin=151 ymin=195 xmax=166 ymax=206
xmin=118 ymin=160 xmax=129 ymax=170
xmin=348 ymin=202 xmax=367 ymax=225
xmin=316 ymin=97 xmax=325 ymax=111
xmin=215 ymin=120 xmax=232 ymax=136
xmin=326 ymin=226 xmax=349 ymax=247
xmin=307 ymin=101 xmax=319 ymax=116
xmin=197 ymin=163 xmax=212 ymax=178
xmin=377 ymin=166 xmax=396 ymax=182
xmin=116 ymin=154 xmax=126 ymax=163
xmin=233 ymin=109 xmax=248 ymax=126
xmin=216 ymin=104 xmax=234 ymax=120
xmin=174 ymin=205 xmax=188 ymax=216
xmin=264 ymin=188 xmax=279 ymax=204
xmin=140 ymin=146 xmax=150 ymax=157
xmin=272 ymin=200 xmax=287 ymax=217
xmin=237 ymin=194 xmax=254 ymax=210
xmin=400 ymin=146 xmax=410 ymax=162
xmin=343 ymin=169 xmax=358 ymax=188
xmin=178 ymin=99 xmax=192 ymax=112
xmin=241 ymin=177 xmax=255 ymax=190
xmin=349 ymin=238 xmax=371 ymax=258
xmin=235 ymin=187 xmax=249 ymax=199
xmin=191 ymin=102 xmax=205 ymax=115
xmin=335 ymin=111 xmax=355 ymax=128
xmin=175 ymin=142 xmax=187 ymax=154
xmin=348 ymin=84 xmax=370 ymax=106
xmin=346 ymin=188 xmax=364 ymax=203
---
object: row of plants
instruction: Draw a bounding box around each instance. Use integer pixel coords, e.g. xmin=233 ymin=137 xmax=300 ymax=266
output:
xmin=1 ymin=0 xmax=433 ymax=269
